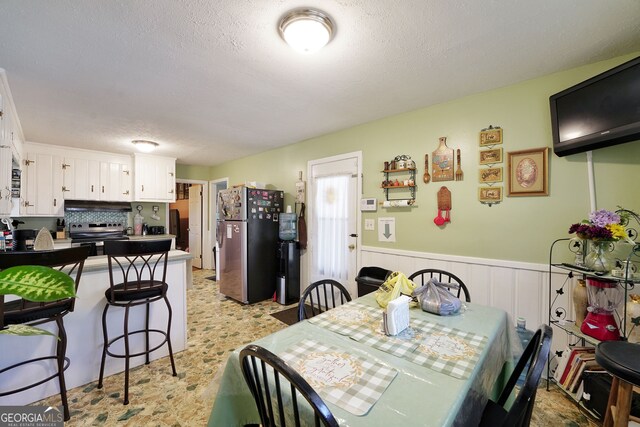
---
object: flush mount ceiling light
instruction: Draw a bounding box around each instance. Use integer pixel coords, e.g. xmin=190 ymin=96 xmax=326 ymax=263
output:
xmin=278 ymin=8 xmax=335 ymax=54
xmin=132 ymin=139 xmax=159 ymax=153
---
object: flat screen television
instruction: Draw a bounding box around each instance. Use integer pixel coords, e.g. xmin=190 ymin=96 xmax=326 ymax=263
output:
xmin=550 ymin=55 xmax=640 ymax=157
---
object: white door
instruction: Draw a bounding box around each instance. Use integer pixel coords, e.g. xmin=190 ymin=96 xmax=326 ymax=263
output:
xmin=211 ymin=179 xmax=228 ymax=278
xmin=308 ymin=152 xmax=361 ymax=297
xmin=189 ymin=184 xmax=202 ymax=268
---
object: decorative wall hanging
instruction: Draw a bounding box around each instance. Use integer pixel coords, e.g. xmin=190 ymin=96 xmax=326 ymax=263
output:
xmin=423 ymin=154 xmax=430 ymax=183
xmin=478 ymin=125 xmax=504 ymax=207
xmin=434 ymin=186 xmax=451 ymax=226
xmin=507 ymin=147 xmax=549 ymax=197
xmin=479 ymin=148 xmax=503 ymax=165
xmin=455 ymin=149 xmax=464 ymax=181
xmin=479 ymin=167 xmax=503 ymax=183
xmin=479 ymin=126 xmax=503 ymax=146
xmin=432 ymin=137 xmax=454 ymax=182
xmin=478 ymin=186 xmax=502 ymax=203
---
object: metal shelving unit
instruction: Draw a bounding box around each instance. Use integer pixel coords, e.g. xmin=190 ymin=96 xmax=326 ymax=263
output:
xmin=546 ymin=209 xmax=640 ymax=413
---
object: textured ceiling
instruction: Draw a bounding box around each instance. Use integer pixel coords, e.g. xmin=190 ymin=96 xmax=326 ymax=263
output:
xmin=0 ymin=0 xmax=639 ymax=166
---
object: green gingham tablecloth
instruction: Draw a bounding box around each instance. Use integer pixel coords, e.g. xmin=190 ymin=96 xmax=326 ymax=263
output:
xmin=310 ymin=301 xmax=488 ymax=379
xmin=280 ymin=339 xmax=398 ymax=416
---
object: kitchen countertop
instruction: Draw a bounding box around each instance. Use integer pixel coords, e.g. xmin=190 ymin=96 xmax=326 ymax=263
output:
xmin=82 ymin=249 xmax=191 ymax=272
xmin=50 ymin=234 xmax=175 ymax=244
xmin=128 ymin=233 xmax=176 ymax=240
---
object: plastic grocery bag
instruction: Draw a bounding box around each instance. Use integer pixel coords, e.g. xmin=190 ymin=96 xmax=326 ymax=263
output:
xmin=412 ymin=278 xmax=462 ymax=316
xmin=375 ymin=271 xmax=417 ymax=308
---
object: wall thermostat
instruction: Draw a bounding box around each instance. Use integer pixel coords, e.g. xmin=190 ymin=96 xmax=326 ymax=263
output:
xmin=360 ymin=198 xmax=377 ymax=212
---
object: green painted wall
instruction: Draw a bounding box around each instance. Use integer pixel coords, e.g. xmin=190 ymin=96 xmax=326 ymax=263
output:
xmin=181 ymin=53 xmax=640 ymax=264
xmin=176 ymin=164 xmax=210 ymax=181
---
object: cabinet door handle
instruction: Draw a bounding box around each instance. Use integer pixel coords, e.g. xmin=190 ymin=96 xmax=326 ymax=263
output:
xmin=123 ymin=190 xmax=130 ymax=195
xmin=102 ymin=185 xmax=105 ymax=193
xmin=24 ymin=201 xmax=34 ymax=207
xmin=142 ymin=185 xmax=144 ymax=192
xmin=24 ymin=159 xmax=35 ymax=166
xmin=54 ymin=198 xmax=57 ymax=207
xmin=62 ymin=186 xmax=70 ymax=192
xmin=91 ymin=185 xmax=94 ymax=192
xmin=169 ymin=189 xmax=174 ymax=194
xmin=62 ymin=163 xmax=71 ymax=169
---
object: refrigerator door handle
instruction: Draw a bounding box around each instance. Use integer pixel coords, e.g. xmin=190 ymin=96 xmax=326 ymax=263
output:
xmin=217 ymin=221 xmax=224 ymax=248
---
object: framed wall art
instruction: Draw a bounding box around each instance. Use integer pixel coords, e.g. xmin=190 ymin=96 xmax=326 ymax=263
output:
xmin=479 ymin=128 xmax=503 ymax=146
xmin=507 ymin=147 xmax=549 ymax=197
xmin=479 ymin=167 xmax=503 ymax=183
xmin=479 ymin=148 xmax=503 ymax=165
xmin=478 ymin=186 xmax=502 ymax=203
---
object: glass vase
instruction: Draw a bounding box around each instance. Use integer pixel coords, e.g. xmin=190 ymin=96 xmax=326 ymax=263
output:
xmin=584 ymin=240 xmax=615 ymax=272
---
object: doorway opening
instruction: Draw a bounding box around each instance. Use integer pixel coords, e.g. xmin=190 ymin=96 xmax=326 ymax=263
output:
xmin=170 ymin=180 xmax=210 ymax=269
xmin=210 ymin=178 xmax=228 ymax=280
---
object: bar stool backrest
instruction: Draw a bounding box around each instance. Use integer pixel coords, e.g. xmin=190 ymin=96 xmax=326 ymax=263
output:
xmin=104 ymin=240 xmax=172 ymax=301
xmin=0 ymin=246 xmax=90 ymax=328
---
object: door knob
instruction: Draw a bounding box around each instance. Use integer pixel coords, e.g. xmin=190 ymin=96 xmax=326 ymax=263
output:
xmin=348 ymin=244 xmax=355 ymax=250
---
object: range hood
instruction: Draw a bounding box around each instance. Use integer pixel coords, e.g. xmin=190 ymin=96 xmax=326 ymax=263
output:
xmin=64 ymin=200 xmax=132 ymax=212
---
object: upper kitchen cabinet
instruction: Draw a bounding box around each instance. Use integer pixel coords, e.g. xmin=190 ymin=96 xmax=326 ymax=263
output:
xmin=133 ymin=153 xmax=176 ymax=202
xmin=62 ymin=154 xmax=132 ymax=202
xmin=21 ymin=149 xmax=64 ymax=216
xmin=0 ymin=70 xmax=24 ymax=215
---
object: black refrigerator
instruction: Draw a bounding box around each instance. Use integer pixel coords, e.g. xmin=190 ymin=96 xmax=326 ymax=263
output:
xmin=217 ymin=187 xmax=283 ymax=304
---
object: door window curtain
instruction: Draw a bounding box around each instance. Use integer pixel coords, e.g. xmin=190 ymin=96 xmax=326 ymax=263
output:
xmin=313 ymin=173 xmax=350 ymax=280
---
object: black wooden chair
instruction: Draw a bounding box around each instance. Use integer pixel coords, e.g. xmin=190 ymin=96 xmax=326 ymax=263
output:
xmin=97 ymin=239 xmax=177 ymax=405
xmin=0 ymin=246 xmax=90 ymax=421
xmin=595 ymin=341 xmax=640 ymax=427
xmin=408 ymin=268 xmax=471 ymax=302
xmin=240 ymin=344 xmax=339 ymax=427
xmin=297 ymin=279 xmax=352 ymax=321
xmin=479 ymin=324 xmax=553 ymax=427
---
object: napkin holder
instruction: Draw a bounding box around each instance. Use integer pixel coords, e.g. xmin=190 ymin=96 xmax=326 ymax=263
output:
xmin=383 ymin=295 xmax=411 ymax=336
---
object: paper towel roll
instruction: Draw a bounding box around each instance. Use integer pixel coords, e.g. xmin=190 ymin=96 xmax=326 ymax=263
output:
xmin=382 ymin=200 xmax=414 ymax=208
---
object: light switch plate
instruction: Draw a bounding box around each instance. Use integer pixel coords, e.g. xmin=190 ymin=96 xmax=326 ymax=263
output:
xmin=365 ymin=219 xmax=375 ymax=230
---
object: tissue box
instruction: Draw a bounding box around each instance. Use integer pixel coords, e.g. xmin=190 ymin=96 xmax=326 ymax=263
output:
xmin=383 ymin=295 xmax=411 ymax=336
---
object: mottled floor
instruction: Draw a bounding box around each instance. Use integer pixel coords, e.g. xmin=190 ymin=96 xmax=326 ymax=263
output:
xmin=36 ymin=269 xmax=598 ymax=426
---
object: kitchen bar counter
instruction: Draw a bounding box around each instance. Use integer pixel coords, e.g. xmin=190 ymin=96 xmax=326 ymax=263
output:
xmin=0 ymin=249 xmax=192 ymax=407
xmin=128 ymin=233 xmax=175 ymax=241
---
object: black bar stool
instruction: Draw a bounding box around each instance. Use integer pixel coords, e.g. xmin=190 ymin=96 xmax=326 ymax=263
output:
xmin=595 ymin=341 xmax=640 ymax=427
xmin=0 ymin=246 xmax=90 ymax=421
xmin=97 ymin=239 xmax=177 ymax=405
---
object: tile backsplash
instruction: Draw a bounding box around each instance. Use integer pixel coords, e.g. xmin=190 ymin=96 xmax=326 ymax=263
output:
xmin=65 ymin=211 xmax=129 ymax=225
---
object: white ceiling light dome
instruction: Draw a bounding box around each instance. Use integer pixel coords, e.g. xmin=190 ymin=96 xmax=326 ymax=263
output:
xmin=132 ymin=139 xmax=159 ymax=153
xmin=278 ymin=8 xmax=335 ymax=54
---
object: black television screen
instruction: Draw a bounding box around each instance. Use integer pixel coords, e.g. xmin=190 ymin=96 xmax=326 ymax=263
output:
xmin=550 ymin=56 xmax=640 ymax=157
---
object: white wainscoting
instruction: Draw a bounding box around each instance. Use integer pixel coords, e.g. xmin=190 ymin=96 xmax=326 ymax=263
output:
xmin=361 ymin=246 xmax=577 ymax=357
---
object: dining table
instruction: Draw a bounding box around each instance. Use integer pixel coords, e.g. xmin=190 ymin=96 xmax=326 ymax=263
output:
xmin=207 ymin=292 xmax=516 ymax=427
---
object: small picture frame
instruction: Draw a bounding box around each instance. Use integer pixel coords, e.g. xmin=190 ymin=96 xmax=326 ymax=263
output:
xmin=478 ymin=186 xmax=502 ymax=203
xmin=507 ymin=147 xmax=549 ymax=197
xmin=479 ymin=148 xmax=503 ymax=165
xmin=479 ymin=167 xmax=503 ymax=183
xmin=479 ymin=128 xmax=503 ymax=146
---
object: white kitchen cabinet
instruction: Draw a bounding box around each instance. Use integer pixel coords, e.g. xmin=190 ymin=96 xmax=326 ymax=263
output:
xmin=134 ymin=153 xmax=176 ymax=202
xmin=0 ymin=70 xmax=23 ymax=216
xmin=22 ymin=151 xmax=64 ymax=216
xmin=0 ymin=145 xmax=12 ymax=215
xmin=62 ymin=154 xmax=132 ymax=202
